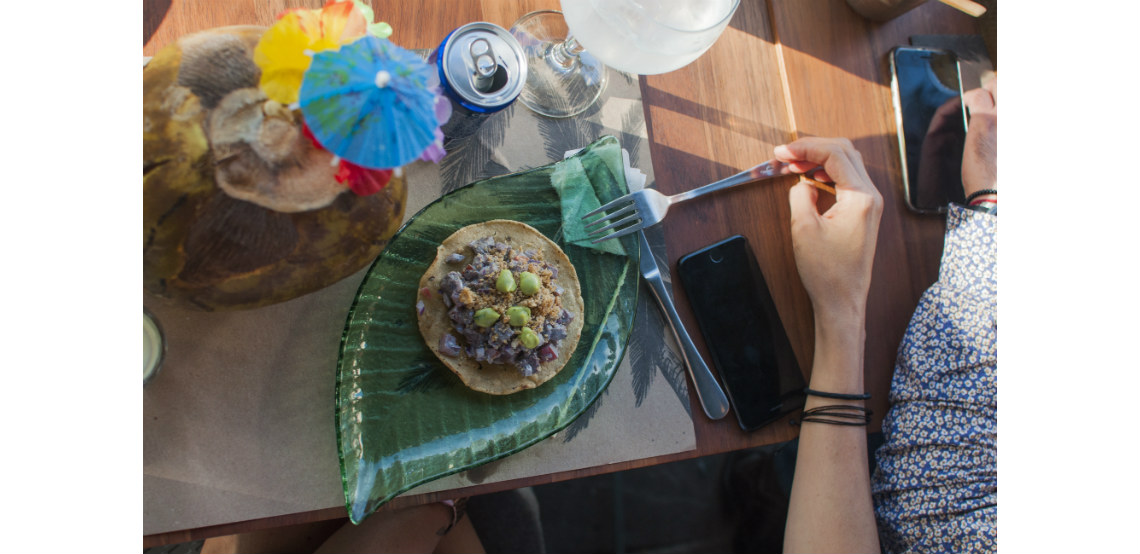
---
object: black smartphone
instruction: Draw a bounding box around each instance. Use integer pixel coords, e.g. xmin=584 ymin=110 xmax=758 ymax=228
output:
xmin=889 ymin=46 xmax=967 ymax=213
xmin=677 ymin=236 xmax=805 ymax=432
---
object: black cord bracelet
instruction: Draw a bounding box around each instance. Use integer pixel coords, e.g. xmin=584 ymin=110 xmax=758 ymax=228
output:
xmin=798 ymin=417 xmax=869 ymax=426
xmin=803 ymin=405 xmax=872 ymax=420
xmin=792 ymin=405 xmax=872 ymax=427
xmin=965 ymin=188 xmax=998 ymax=205
xmin=804 ymin=388 xmax=870 ymax=401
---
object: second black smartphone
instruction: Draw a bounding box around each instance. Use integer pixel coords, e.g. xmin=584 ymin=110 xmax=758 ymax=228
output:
xmin=677 ymin=236 xmax=805 ymax=432
xmin=890 ymin=46 xmax=967 ymax=213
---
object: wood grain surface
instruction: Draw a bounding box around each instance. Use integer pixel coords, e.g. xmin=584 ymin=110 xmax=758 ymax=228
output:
xmin=143 ymin=0 xmax=982 ymax=546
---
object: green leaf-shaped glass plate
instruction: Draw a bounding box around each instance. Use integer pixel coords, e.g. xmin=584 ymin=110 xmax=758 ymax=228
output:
xmin=336 ymin=136 xmax=639 ymax=524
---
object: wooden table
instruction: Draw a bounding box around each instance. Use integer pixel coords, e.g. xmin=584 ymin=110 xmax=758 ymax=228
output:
xmin=143 ymin=0 xmax=982 ymax=546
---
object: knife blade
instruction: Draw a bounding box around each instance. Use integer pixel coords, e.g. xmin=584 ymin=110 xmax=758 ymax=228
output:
xmin=637 ymin=231 xmax=730 ymax=420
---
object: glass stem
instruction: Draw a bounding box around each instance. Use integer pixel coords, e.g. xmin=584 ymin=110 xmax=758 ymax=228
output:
xmin=549 ymin=35 xmax=586 ymax=70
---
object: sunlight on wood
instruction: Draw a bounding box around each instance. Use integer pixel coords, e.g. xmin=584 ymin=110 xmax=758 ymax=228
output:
xmin=647 ymin=105 xmax=771 ymax=169
xmin=778 ymin=45 xmax=893 ymax=143
xmin=643 ymin=24 xmax=792 ymax=175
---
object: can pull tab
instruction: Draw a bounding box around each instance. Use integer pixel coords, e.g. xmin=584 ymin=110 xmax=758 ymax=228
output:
xmin=469 ymin=38 xmax=497 ymax=93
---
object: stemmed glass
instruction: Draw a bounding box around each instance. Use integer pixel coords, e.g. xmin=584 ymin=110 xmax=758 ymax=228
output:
xmin=510 ymin=0 xmax=740 ymax=118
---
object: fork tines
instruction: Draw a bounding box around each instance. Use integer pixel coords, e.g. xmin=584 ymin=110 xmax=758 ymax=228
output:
xmin=582 ymin=198 xmax=642 ymax=243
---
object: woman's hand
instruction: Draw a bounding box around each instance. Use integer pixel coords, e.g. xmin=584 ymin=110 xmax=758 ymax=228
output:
xmin=775 ymin=138 xmax=883 ymax=325
xmin=962 ymin=74 xmax=997 ymax=197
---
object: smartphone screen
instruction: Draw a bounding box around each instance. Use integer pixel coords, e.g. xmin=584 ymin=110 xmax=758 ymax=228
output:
xmin=891 ymin=46 xmax=967 ymax=213
xmin=677 ymin=236 xmax=805 ymax=431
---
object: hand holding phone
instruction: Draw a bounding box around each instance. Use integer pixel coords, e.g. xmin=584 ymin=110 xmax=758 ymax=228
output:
xmin=961 ymin=75 xmax=997 ymax=197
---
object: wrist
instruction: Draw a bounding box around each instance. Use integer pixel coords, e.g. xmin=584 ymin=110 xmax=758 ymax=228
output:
xmin=809 ymin=303 xmax=867 ymax=389
xmin=811 ymin=299 xmax=867 ymax=334
xmin=814 ymin=316 xmax=865 ymax=360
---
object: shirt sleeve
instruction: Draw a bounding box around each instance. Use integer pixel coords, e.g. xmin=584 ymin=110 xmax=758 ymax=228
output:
xmin=870 ymin=204 xmax=997 ymax=554
xmin=939 ymin=205 xmax=997 ymax=302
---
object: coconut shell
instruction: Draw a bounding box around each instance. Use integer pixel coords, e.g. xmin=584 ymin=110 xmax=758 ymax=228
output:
xmin=143 ymin=26 xmax=407 ymax=311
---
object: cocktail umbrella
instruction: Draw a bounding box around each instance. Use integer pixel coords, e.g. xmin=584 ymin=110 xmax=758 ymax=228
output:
xmin=299 ymin=35 xmax=438 ymax=170
xmin=253 ymin=0 xmax=368 ymax=105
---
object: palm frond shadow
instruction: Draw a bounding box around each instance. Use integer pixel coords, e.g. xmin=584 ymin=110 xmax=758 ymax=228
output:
xmin=396 ymin=360 xmax=455 ymax=395
xmin=618 ymin=93 xmax=645 ymax=171
xmin=439 ymin=105 xmax=516 ymax=194
xmin=561 ymin=388 xmax=606 ymax=443
xmin=537 ymin=102 xmax=603 ymax=163
xmin=629 ymin=228 xmax=692 ymax=417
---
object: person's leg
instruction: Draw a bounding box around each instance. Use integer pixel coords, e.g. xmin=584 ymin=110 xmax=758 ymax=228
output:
xmin=199 ymin=519 xmax=345 ymax=554
xmin=314 ymin=502 xmax=484 ymax=554
xmin=434 ymin=515 xmax=485 ymax=554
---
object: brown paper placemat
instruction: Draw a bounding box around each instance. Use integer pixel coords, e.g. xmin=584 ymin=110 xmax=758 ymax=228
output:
xmin=143 ymin=68 xmax=695 ymax=535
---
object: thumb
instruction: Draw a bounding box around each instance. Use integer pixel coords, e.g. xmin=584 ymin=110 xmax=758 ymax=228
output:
xmin=789 ymin=180 xmax=820 ymax=230
xmin=964 ymin=86 xmax=995 ymax=116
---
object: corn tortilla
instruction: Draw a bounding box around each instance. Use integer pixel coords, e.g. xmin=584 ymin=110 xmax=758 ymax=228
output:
xmin=417 ymin=220 xmax=584 ymax=394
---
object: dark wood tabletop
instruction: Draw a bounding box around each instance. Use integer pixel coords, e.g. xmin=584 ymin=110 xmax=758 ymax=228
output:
xmin=143 ymin=0 xmax=983 ymax=546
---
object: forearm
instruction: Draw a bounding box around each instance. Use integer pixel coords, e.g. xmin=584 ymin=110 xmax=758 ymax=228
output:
xmin=783 ymin=313 xmax=880 ymax=554
xmin=315 ymin=503 xmax=454 ymax=554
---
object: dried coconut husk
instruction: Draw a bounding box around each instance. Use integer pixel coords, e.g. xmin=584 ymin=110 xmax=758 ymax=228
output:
xmin=143 ymin=26 xmax=407 ymax=310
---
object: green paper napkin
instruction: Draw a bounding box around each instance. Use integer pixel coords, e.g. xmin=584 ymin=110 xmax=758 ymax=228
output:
xmin=551 ymin=143 xmax=628 ymax=257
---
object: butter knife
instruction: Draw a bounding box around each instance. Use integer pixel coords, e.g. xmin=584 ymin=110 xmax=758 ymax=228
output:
xmin=637 ymin=231 xmax=730 ymax=420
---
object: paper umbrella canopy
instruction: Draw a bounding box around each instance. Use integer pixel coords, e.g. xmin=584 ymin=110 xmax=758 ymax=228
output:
xmin=299 ymin=35 xmax=440 ymax=170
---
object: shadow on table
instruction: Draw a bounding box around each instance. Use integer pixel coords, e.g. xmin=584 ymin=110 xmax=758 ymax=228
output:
xmin=641 ymin=85 xmax=794 ymax=148
xmin=144 ymin=0 xmax=172 ymax=46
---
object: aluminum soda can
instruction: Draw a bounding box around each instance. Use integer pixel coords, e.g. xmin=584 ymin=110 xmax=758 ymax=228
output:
xmin=429 ymin=22 xmax=527 ymax=140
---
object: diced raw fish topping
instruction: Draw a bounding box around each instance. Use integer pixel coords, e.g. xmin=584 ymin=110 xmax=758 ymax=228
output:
xmin=439 ymin=334 xmax=462 ymax=357
xmin=435 ymin=234 xmax=571 ymax=376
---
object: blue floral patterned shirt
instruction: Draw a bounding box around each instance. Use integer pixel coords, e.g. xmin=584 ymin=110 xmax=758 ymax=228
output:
xmin=871 ymin=205 xmax=997 ymax=553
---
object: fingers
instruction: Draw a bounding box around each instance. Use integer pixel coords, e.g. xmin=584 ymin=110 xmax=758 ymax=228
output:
xmin=784 ymin=162 xmax=834 ymax=187
xmin=774 ymin=137 xmax=874 ymax=195
xmin=788 ymin=179 xmax=820 ymax=229
xmin=786 ymin=161 xmax=819 ymax=174
xmin=808 ymin=169 xmax=832 ymax=183
xmin=962 ymin=76 xmax=997 ymax=194
xmin=965 ymin=73 xmax=996 ymax=120
xmin=980 ymin=71 xmax=996 ymax=103
xmin=964 ymin=86 xmax=995 ymax=116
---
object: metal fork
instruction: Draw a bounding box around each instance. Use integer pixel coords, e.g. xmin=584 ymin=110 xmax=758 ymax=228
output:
xmin=582 ymin=160 xmax=826 ymax=243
